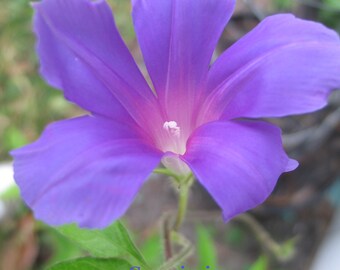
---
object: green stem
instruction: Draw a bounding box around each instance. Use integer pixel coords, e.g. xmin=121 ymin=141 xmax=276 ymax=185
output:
xmin=158 ymin=231 xmax=194 ymax=270
xmin=153 ymin=168 xmax=180 ymax=184
xmin=162 ymin=213 xmax=173 ymax=260
xmin=235 ymin=213 xmax=296 ymax=262
xmin=174 ymin=174 xmax=193 ymax=231
xmin=157 ymin=169 xmax=194 ymax=266
xmin=154 ymin=168 xmax=194 ymax=230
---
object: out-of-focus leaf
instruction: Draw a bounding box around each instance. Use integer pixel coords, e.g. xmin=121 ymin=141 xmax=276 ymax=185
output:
xmin=248 ymin=255 xmax=268 ymax=270
xmin=57 ymin=221 xmax=149 ymax=269
xmin=225 ymin=226 xmax=245 ymax=247
xmin=196 ymin=225 xmax=218 ymax=269
xmin=279 ymin=237 xmax=297 ymax=261
xmin=140 ymin=233 xmax=162 ymax=268
xmin=4 ymin=126 xmax=27 ymax=149
xmin=0 ymin=185 xmax=19 ymax=200
xmin=41 ymin=225 xmax=83 ymax=269
xmin=48 ymin=257 xmax=132 ymax=270
xmin=324 ymin=0 xmax=340 ymax=9
xmin=273 ymin=0 xmax=292 ymax=10
xmin=319 ymin=0 xmax=340 ymax=30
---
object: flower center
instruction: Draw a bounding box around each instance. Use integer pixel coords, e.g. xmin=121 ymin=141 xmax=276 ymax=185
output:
xmin=161 ymin=120 xmax=186 ymax=155
xmin=163 ymin=121 xmax=180 ymax=137
xmin=160 ymin=121 xmax=190 ymax=175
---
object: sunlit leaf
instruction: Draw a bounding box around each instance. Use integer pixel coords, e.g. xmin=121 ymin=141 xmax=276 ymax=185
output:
xmin=196 ymin=225 xmax=218 ymax=269
xmin=56 ymin=221 xmax=149 ymax=268
xmin=41 ymin=225 xmax=83 ymax=269
xmin=249 ymin=255 xmax=268 ymax=270
xmin=4 ymin=126 xmax=27 ymax=149
xmin=0 ymin=185 xmax=19 ymax=200
xmin=140 ymin=233 xmax=162 ymax=268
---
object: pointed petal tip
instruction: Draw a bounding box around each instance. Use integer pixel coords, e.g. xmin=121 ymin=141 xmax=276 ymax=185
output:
xmin=285 ymin=159 xmax=299 ymax=172
xmin=9 ymin=145 xmax=29 ymax=158
xmin=9 ymin=149 xmax=17 ymax=157
xmin=222 ymin=211 xmax=236 ymax=223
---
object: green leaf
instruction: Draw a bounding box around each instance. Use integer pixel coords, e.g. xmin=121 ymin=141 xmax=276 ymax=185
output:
xmin=196 ymin=225 xmax=218 ymax=269
xmin=225 ymin=226 xmax=245 ymax=247
xmin=325 ymin=0 xmax=340 ymax=9
xmin=273 ymin=0 xmax=292 ymax=10
xmin=48 ymin=257 xmax=132 ymax=270
xmin=278 ymin=237 xmax=297 ymax=261
xmin=56 ymin=221 xmax=149 ymax=269
xmin=4 ymin=126 xmax=28 ymax=149
xmin=41 ymin=224 xmax=83 ymax=269
xmin=140 ymin=233 xmax=162 ymax=268
xmin=0 ymin=185 xmax=19 ymax=200
xmin=158 ymin=231 xmax=194 ymax=270
xmin=249 ymin=255 xmax=268 ymax=270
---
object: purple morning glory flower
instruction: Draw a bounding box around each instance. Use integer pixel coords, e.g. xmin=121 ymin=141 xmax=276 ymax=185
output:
xmin=11 ymin=0 xmax=340 ymax=228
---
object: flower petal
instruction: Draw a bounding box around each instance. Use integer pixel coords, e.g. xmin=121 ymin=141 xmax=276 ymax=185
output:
xmin=11 ymin=116 xmax=162 ymax=228
xmin=34 ymin=0 xmax=159 ymax=124
xmin=132 ymin=0 xmax=235 ymax=119
xmin=206 ymin=14 xmax=340 ymax=120
xmin=182 ymin=120 xmax=297 ymax=221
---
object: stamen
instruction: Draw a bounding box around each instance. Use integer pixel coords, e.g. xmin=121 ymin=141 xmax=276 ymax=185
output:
xmin=163 ymin=121 xmax=180 ymax=137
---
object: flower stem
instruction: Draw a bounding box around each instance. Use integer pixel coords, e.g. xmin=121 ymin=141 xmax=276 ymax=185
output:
xmin=158 ymin=231 xmax=194 ymax=270
xmin=174 ymin=174 xmax=193 ymax=231
xmin=163 ymin=214 xmax=173 ymax=260
xmin=157 ymin=169 xmax=194 ymax=266
xmin=153 ymin=167 xmax=194 ymax=230
xmin=153 ymin=168 xmax=180 ymax=184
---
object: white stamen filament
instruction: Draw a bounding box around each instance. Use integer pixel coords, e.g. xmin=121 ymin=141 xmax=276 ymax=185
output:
xmin=163 ymin=121 xmax=181 ymax=138
xmin=161 ymin=120 xmax=186 ymax=154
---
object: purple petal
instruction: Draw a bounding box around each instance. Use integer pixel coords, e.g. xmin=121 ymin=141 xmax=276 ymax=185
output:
xmin=132 ymin=0 xmax=235 ymax=123
xmin=11 ymin=116 xmax=162 ymax=228
xmin=206 ymin=14 xmax=340 ymax=120
xmin=182 ymin=120 xmax=297 ymax=221
xmin=34 ymin=0 xmax=160 ymax=125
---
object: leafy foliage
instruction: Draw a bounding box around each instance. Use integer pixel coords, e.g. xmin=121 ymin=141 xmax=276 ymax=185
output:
xmin=48 ymin=257 xmax=132 ymax=270
xmin=248 ymin=255 xmax=269 ymax=270
xmin=56 ymin=221 xmax=149 ymax=268
xmin=196 ymin=225 xmax=218 ymax=269
xmin=140 ymin=233 xmax=162 ymax=268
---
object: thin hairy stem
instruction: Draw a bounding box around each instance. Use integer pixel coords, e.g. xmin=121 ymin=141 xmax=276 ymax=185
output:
xmin=173 ymin=174 xmax=194 ymax=231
